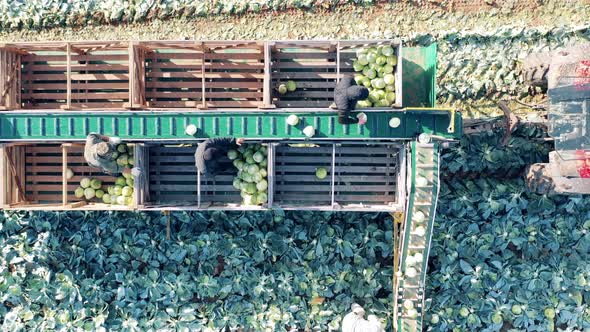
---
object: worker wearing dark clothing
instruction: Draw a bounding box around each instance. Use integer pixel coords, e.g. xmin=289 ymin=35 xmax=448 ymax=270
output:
xmin=334 ymin=76 xmax=370 ymax=125
xmin=195 ymin=137 xmax=244 ymax=177
xmin=84 ymin=133 xmax=124 ymax=175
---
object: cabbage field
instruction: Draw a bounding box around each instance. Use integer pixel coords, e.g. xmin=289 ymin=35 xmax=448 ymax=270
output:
xmin=2 ymin=125 xmax=589 ymax=331
xmin=1 ymin=0 xmax=590 ymax=331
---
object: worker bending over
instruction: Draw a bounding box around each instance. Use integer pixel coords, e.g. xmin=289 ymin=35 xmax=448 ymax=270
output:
xmin=334 ymin=76 xmax=370 ymax=125
xmin=195 ymin=137 xmax=245 ymax=177
xmin=84 ymin=133 xmax=138 ymax=176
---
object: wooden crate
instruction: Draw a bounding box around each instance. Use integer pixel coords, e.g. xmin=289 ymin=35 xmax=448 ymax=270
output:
xmin=333 ymin=143 xmax=401 ymax=207
xmin=145 ymin=144 xmax=242 ymax=207
xmin=20 ymin=48 xmax=68 ymax=110
xmin=5 ymin=40 xmax=403 ymax=111
xmin=271 ymin=41 xmax=338 ymax=108
xmin=144 ymin=41 xmax=203 ymax=108
xmin=15 ymin=41 xmax=145 ymax=110
xmin=202 ymin=42 xmax=265 ymax=108
xmin=271 ymin=40 xmax=402 ymax=109
xmin=273 ymin=143 xmax=334 ymax=207
xmin=0 ymin=47 xmax=21 ymax=110
xmin=0 ymin=142 xmax=136 ymax=210
xmin=272 ymin=142 xmax=403 ymax=210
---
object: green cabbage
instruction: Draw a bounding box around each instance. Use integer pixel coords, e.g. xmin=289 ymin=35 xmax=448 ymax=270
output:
xmin=80 ymin=178 xmax=91 ymax=189
xmin=83 ymin=188 xmax=95 ymax=200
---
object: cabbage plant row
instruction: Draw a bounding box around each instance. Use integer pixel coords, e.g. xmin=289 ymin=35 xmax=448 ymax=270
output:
xmin=0 ymin=210 xmax=393 ymax=331
xmin=427 ymin=177 xmax=590 ymax=332
xmin=441 ymin=122 xmax=552 ymax=178
xmin=432 ymin=25 xmax=590 ymax=108
xmin=0 ymin=0 xmax=377 ymax=31
xmin=426 ymin=124 xmax=590 ymax=331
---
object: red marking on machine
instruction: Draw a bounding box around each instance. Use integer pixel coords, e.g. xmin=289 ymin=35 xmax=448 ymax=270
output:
xmin=575 ymin=150 xmax=590 ymax=178
xmin=574 ymin=60 xmax=590 ymax=86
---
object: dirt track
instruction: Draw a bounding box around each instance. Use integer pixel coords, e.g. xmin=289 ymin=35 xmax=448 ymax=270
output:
xmin=1 ymin=1 xmax=588 ymax=42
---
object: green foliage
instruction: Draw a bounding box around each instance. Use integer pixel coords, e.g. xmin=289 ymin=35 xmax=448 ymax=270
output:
xmin=427 ymin=127 xmax=590 ymax=331
xmin=430 ymin=25 xmax=590 ymax=116
xmin=0 ymin=210 xmax=392 ymax=331
xmin=441 ymin=123 xmax=552 ymax=178
xmin=0 ymin=0 xmax=378 ymax=31
xmin=427 ymin=178 xmax=590 ymax=331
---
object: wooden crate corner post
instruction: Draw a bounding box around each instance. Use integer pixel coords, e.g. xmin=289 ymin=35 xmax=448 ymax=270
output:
xmin=133 ymin=143 xmax=149 ymax=209
xmin=259 ymin=41 xmax=276 ymax=109
xmin=65 ymin=42 xmax=72 ymax=110
xmin=0 ymin=45 xmax=22 ymax=110
xmin=128 ymin=41 xmax=147 ymax=109
xmin=3 ymin=144 xmax=27 ymax=207
xmin=61 ymin=144 xmax=69 ymax=206
xmin=198 ymin=42 xmax=209 ymax=110
xmin=0 ymin=144 xmax=7 ymax=207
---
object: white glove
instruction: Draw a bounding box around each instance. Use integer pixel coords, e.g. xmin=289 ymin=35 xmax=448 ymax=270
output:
xmin=109 ymin=136 xmax=121 ymax=145
xmin=131 ymin=167 xmax=141 ymax=177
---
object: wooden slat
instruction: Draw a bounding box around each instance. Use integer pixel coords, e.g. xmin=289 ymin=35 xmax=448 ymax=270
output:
xmin=145 ymin=100 xmax=201 ymax=107
xmin=145 ymin=81 xmax=202 ymax=89
xmin=30 ymin=83 xmax=129 ymax=89
xmin=275 ymin=72 xmax=336 ymax=79
xmin=146 ymin=53 xmax=203 ymax=60
xmin=24 ymin=54 xmax=128 ymax=61
xmin=204 ymin=72 xmax=263 ymax=79
xmin=151 ymin=184 xmax=236 ymax=191
xmin=336 ymin=195 xmax=395 ymax=202
xmin=22 ymin=74 xmax=66 ymax=81
xmin=204 ymin=100 xmax=261 ymax=107
xmin=205 ymin=62 xmax=264 ymax=69
xmin=205 ymin=53 xmax=262 ymax=60
xmin=203 ymin=92 xmax=262 ymax=98
xmin=146 ymin=72 xmax=201 ymax=79
xmin=70 ymin=73 xmax=130 ymax=81
xmin=274 ymin=53 xmax=336 ymax=60
xmin=275 ymin=61 xmax=337 ymax=69
xmin=145 ymin=91 xmax=201 ymax=98
xmin=274 ymin=194 xmax=331 ymax=202
xmin=23 ymin=92 xmax=129 ymax=99
xmin=25 ymin=63 xmax=128 ymax=71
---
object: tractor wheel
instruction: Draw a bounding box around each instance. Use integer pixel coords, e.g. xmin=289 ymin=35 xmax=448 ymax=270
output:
xmin=526 ymin=163 xmax=555 ymax=195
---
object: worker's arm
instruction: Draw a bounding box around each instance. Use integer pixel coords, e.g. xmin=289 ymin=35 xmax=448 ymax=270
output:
xmin=209 ymin=137 xmax=244 ymax=149
xmin=86 ymin=133 xmax=121 ymax=145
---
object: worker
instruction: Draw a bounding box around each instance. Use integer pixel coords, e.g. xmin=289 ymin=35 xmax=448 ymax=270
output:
xmin=334 ymin=76 xmax=370 ymax=125
xmin=341 ymin=303 xmax=385 ymax=332
xmin=195 ymin=137 xmax=245 ymax=177
xmin=84 ymin=133 xmax=138 ymax=176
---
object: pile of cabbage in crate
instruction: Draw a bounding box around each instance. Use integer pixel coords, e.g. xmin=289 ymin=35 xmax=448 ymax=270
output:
xmin=113 ymin=143 xmax=134 ymax=169
xmin=72 ymin=143 xmax=135 ymax=207
xmin=228 ymin=143 xmax=268 ymax=206
xmin=73 ymin=174 xmax=134 ymax=207
xmin=352 ymin=45 xmax=397 ymax=108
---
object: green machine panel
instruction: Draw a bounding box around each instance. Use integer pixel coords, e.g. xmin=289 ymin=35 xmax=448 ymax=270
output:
xmin=0 ymin=109 xmax=461 ymax=141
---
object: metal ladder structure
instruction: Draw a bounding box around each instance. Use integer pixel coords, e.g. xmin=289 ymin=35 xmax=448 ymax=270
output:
xmin=394 ymin=141 xmax=441 ymax=332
